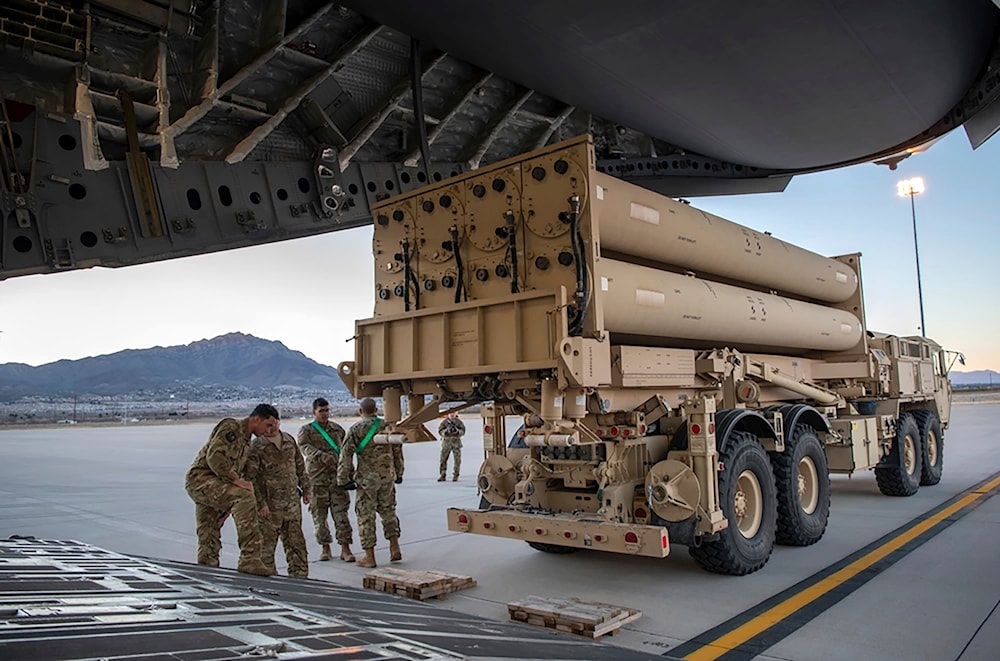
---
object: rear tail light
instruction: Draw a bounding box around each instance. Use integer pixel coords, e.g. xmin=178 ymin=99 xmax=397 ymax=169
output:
xmin=634 ymin=507 xmax=648 ymax=521
xmin=483 ymin=425 xmax=492 ymax=434
xmin=624 ymin=531 xmax=639 ymax=544
xmin=483 ymin=521 xmax=495 ymax=530
xmin=691 ymin=423 xmax=702 ymax=434
xmin=609 ymin=426 xmax=619 ymax=437
xmin=661 ymin=533 xmax=668 ymax=549
xmin=457 ymin=514 xmax=469 ymax=525
xmin=508 ymin=525 xmax=520 ymax=533
xmin=534 ymin=528 xmax=546 ymax=536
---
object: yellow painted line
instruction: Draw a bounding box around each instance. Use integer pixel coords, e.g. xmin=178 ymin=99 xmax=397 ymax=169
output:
xmin=685 ymin=474 xmax=1000 ymax=661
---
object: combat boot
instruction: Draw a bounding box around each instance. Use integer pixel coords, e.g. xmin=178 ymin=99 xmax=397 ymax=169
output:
xmin=437 ymin=475 xmax=445 ymax=482
xmin=237 ymin=557 xmax=273 ymax=576
xmin=319 ymin=543 xmax=332 ymax=561
xmin=357 ymin=548 xmax=377 ymax=568
xmin=340 ymin=544 xmax=356 ymax=563
xmin=452 ymin=474 xmax=459 ymax=481
xmin=389 ymin=537 xmax=402 ymax=562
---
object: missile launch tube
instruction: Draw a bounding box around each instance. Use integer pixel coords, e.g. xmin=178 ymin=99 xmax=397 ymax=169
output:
xmin=597 ymin=258 xmax=862 ymax=352
xmin=592 ymin=172 xmax=858 ymax=303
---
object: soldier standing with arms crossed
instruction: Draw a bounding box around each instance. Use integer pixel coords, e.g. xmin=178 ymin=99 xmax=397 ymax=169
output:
xmin=245 ymin=418 xmax=311 ymax=577
xmin=338 ymin=397 xmax=404 ymax=568
xmin=437 ymin=411 xmax=466 ymax=482
xmin=184 ymin=403 xmax=277 ymax=576
xmin=297 ymin=397 xmax=357 ymax=562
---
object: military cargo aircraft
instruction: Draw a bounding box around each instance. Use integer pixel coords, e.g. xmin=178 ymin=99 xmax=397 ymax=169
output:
xmin=1 ymin=0 xmax=998 ymax=280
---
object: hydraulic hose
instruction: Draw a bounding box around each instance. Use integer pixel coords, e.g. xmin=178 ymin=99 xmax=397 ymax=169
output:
xmin=505 ymin=210 xmax=520 ymax=293
xmin=450 ymin=225 xmax=468 ymax=303
xmin=410 ymin=38 xmax=433 ymax=183
xmin=401 ymin=238 xmax=412 ymax=312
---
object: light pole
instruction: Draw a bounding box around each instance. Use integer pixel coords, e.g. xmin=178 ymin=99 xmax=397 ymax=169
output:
xmin=896 ymin=177 xmax=926 ymax=337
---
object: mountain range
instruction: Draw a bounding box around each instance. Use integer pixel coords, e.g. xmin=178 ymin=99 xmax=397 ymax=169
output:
xmin=0 ymin=334 xmax=995 ymax=402
xmin=0 ymin=333 xmax=347 ymax=401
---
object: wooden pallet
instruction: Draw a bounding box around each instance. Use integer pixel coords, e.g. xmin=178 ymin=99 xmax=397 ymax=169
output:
xmin=362 ymin=567 xmax=477 ymax=601
xmin=507 ymin=595 xmax=642 ymax=640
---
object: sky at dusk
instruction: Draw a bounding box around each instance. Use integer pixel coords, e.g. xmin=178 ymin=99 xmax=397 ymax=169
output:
xmin=1 ymin=127 xmax=998 ymax=372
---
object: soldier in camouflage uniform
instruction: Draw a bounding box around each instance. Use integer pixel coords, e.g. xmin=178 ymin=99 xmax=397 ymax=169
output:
xmin=338 ymin=398 xmax=404 ymax=568
xmin=437 ymin=411 xmax=466 ymax=482
xmin=297 ymin=397 xmax=357 ymax=562
xmin=244 ymin=418 xmax=311 ymax=578
xmin=184 ymin=403 xmax=278 ymax=576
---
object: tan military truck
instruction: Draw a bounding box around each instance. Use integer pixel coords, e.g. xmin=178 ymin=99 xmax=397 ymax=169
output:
xmin=337 ymin=135 xmax=956 ymax=575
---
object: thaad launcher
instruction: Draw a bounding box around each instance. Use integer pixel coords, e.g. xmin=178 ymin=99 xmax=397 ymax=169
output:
xmin=338 ymin=135 xmax=954 ymax=575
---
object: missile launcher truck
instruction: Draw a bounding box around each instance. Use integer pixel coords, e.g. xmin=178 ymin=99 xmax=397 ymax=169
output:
xmin=337 ymin=135 xmax=955 ymax=575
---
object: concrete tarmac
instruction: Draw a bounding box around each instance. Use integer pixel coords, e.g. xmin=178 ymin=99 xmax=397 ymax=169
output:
xmin=1 ymin=404 xmax=998 ymax=660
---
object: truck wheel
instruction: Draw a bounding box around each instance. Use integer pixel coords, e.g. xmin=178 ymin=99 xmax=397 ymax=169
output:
xmin=527 ymin=542 xmax=578 ymax=554
xmin=911 ymin=410 xmax=943 ymax=486
xmin=689 ymin=431 xmax=777 ymax=575
xmin=769 ymin=425 xmax=830 ymax=546
xmin=874 ymin=414 xmax=923 ymax=496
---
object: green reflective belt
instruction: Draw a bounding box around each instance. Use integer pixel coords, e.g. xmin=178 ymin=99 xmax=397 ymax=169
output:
xmin=356 ymin=418 xmax=382 ymax=454
xmin=311 ymin=421 xmax=340 ymax=455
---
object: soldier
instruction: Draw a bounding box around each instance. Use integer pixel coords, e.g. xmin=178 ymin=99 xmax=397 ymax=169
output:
xmin=245 ymin=418 xmax=311 ymax=578
xmin=437 ymin=411 xmax=466 ymax=482
xmin=338 ymin=397 xmax=404 ymax=568
xmin=297 ymin=397 xmax=357 ymax=562
xmin=184 ymin=403 xmax=278 ymax=576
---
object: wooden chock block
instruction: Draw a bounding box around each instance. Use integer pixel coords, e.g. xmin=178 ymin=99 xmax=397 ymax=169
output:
xmin=507 ymin=595 xmax=642 ymax=640
xmin=362 ymin=567 xmax=477 ymax=601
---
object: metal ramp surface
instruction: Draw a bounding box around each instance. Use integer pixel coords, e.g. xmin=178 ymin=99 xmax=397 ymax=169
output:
xmin=0 ymin=537 xmax=666 ymax=660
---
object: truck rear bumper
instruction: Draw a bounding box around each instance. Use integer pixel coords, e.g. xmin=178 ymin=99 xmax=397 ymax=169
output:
xmin=447 ymin=508 xmax=670 ymax=557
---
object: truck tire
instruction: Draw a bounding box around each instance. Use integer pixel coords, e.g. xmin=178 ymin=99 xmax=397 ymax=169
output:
xmin=769 ymin=425 xmax=831 ymax=546
xmin=527 ymin=542 xmax=578 ymax=554
xmin=689 ymin=431 xmax=777 ymax=575
xmin=911 ymin=410 xmax=943 ymax=486
xmin=874 ymin=414 xmax=923 ymax=496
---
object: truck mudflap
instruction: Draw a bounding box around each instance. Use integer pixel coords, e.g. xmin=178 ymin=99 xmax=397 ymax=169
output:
xmin=447 ymin=508 xmax=670 ymax=557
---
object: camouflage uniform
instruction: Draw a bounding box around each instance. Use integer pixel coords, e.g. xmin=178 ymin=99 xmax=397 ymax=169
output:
xmin=184 ymin=418 xmax=263 ymax=567
xmin=338 ymin=415 xmax=404 ymax=550
xmin=244 ymin=431 xmax=310 ymax=577
xmin=297 ymin=420 xmax=354 ymax=546
xmin=438 ymin=417 xmax=466 ymax=480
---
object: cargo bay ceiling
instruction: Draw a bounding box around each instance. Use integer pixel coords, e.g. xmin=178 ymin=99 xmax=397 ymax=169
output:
xmin=1 ymin=0 xmax=999 ymax=279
